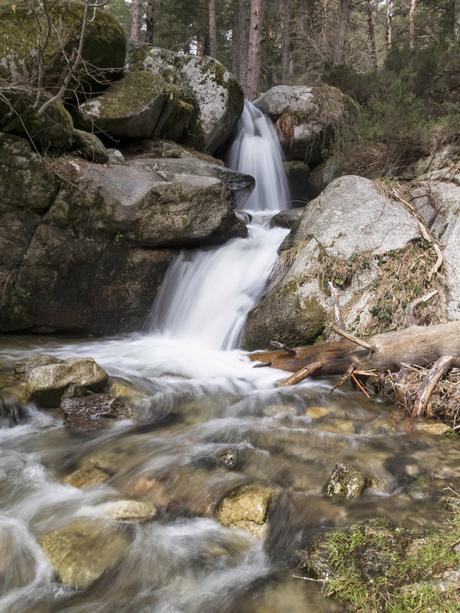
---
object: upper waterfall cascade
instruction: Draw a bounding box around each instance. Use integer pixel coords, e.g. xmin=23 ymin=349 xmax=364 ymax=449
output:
xmin=149 ymin=101 xmax=290 ymax=350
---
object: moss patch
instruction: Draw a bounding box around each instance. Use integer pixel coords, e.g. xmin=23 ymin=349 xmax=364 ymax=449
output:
xmin=301 ymin=512 xmax=460 ymax=612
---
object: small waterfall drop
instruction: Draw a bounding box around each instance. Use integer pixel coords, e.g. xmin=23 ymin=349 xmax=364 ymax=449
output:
xmin=150 ymin=101 xmax=290 ymax=350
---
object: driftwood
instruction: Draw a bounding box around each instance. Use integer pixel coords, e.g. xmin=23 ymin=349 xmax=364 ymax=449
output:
xmin=251 ymin=321 xmax=460 ymax=375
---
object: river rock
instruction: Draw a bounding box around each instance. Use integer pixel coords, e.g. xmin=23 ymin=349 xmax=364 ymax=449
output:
xmin=130 ymin=45 xmax=244 ymax=153
xmin=217 ymin=484 xmax=276 ymax=538
xmin=97 ymin=500 xmax=157 ymax=523
xmin=243 ymin=175 xmax=421 ymax=349
xmin=255 ymin=84 xmax=347 ymax=162
xmin=63 ymin=465 xmax=111 ymax=489
xmin=39 ymin=519 xmax=129 ymax=589
xmin=79 ymin=71 xmax=169 ymax=140
xmin=270 ymin=208 xmax=304 ymax=232
xmin=60 ymin=393 xmax=134 ymax=433
xmin=25 ymin=357 xmax=108 ymax=408
xmin=324 ymin=463 xmax=368 ymax=499
xmin=0 ymin=1 xmax=126 ymax=92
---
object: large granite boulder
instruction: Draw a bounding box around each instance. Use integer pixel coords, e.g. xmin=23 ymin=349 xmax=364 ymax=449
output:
xmin=0 ymin=0 xmax=126 ymax=91
xmin=255 ymin=85 xmax=348 ymax=163
xmin=0 ymin=135 xmax=253 ymax=335
xmin=243 ymin=175 xmax=422 ymax=349
xmin=130 ymin=46 xmax=244 ymax=153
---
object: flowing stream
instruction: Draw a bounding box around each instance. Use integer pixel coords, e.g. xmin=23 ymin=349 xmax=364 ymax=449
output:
xmin=0 ymin=102 xmax=459 ymax=612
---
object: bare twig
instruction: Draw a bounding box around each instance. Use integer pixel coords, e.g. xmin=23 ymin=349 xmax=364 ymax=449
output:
xmin=330 ymin=324 xmax=377 ymax=353
xmin=404 ymin=289 xmax=438 ymax=327
xmin=413 ymin=355 xmax=457 ymax=417
xmin=328 ymin=281 xmax=345 ymax=329
xmin=279 ymin=360 xmax=325 ymax=387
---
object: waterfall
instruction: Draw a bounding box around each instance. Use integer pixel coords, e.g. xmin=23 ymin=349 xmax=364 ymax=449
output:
xmin=149 ymin=101 xmax=290 ymax=350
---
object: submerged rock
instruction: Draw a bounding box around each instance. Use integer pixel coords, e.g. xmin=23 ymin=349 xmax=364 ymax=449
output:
xmin=60 ymin=393 xmax=134 ymax=432
xmin=25 ymin=357 xmax=108 ymax=408
xmin=39 ymin=519 xmax=129 ymax=589
xmin=324 ymin=463 xmax=368 ymax=499
xmin=63 ymin=465 xmax=111 ymax=489
xmin=255 ymin=85 xmax=348 ymax=162
xmin=97 ymin=500 xmax=157 ymax=523
xmin=217 ymin=484 xmax=276 ymax=538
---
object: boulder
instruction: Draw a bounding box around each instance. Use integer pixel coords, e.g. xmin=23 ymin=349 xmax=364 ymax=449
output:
xmin=0 ymin=88 xmax=74 ymax=149
xmin=324 ymin=463 xmax=368 ymax=499
xmin=71 ymin=129 xmax=109 ymax=164
xmin=79 ymin=71 xmax=169 ymax=140
xmin=270 ymin=208 xmax=304 ymax=233
xmin=255 ymin=85 xmax=347 ymax=162
xmin=217 ymin=484 xmax=276 ymax=538
xmin=25 ymin=357 xmax=108 ymax=407
xmin=411 ymin=167 xmax=460 ymax=322
xmin=243 ymin=175 xmax=421 ymax=349
xmin=0 ymin=140 xmax=252 ymax=334
xmin=130 ymin=45 xmax=244 ymax=153
xmin=0 ymin=0 xmax=126 ymax=91
xmin=39 ymin=519 xmax=129 ymax=589
xmin=284 ymin=160 xmax=313 ymax=205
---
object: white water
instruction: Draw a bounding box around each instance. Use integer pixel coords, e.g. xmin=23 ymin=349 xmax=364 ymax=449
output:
xmin=150 ymin=101 xmax=290 ymax=350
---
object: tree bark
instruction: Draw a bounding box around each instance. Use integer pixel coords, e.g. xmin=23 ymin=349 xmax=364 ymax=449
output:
xmin=250 ymin=321 xmax=460 ymax=377
xmin=366 ymin=0 xmax=378 ymax=70
xmin=386 ymin=0 xmax=393 ymax=55
xmin=281 ymin=0 xmax=293 ymax=82
xmin=246 ymin=0 xmax=263 ymax=99
xmin=321 ymin=0 xmax=329 ymax=50
xmin=333 ymin=0 xmax=351 ymax=65
xmin=208 ymin=0 xmax=218 ymax=57
xmin=234 ymin=0 xmax=250 ymax=87
xmin=130 ymin=0 xmax=141 ymax=42
xmin=409 ymin=0 xmax=417 ymax=49
xmin=145 ymin=0 xmax=155 ymax=44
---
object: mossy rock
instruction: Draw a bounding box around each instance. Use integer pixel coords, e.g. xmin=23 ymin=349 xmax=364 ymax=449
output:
xmin=78 ymin=71 xmax=170 ymax=139
xmin=71 ymin=129 xmax=108 ymax=164
xmin=0 ymin=87 xmax=74 ymax=149
xmin=0 ymin=132 xmax=59 ymax=210
xmin=0 ymin=0 xmax=126 ymax=93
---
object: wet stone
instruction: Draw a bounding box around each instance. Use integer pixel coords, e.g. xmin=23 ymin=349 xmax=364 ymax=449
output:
xmin=60 ymin=393 xmax=135 ymax=432
xmin=411 ymin=420 xmax=451 ymax=436
xmin=63 ymin=465 xmax=111 ymax=489
xmin=324 ymin=463 xmax=368 ymax=499
xmin=39 ymin=519 xmax=130 ymax=589
xmin=217 ymin=447 xmax=239 ymax=469
xmin=217 ymin=484 xmax=276 ymax=538
xmin=97 ymin=500 xmax=157 ymax=523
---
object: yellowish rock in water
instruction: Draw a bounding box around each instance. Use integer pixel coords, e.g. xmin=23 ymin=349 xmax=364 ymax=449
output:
xmin=411 ymin=421 xmax=451 ymax=436
xmin=217 ymin=484 xmax=275 ymax=538
xmin=304 ymin=406 xmax=330 ymax=419
xmin=99 ymin=500 xmax=157 ymax=523
xmin=39 ymin=519 xmax=129 ymax=589
xmin=63 ymin=466 xmax=110 ymax=489
xmin=324 ymin=463 xmax=368 ymax=499
xmin=263 ymin=404 xmax=298 ymax=417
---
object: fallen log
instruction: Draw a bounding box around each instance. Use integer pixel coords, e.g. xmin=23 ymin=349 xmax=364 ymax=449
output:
xmin=250 ymin=321 xmax=460 ymax=377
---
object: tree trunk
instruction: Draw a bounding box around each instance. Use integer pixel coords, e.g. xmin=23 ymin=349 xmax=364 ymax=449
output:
xmin=456 ymin=0 xmax=460 ymax=40
xmin=333 ymin=0 xmax=351 ymax=65
xmin=237 ymin=0 xmax=251 ymax=89
xmin=409 ymin=0 xmax=417 ymax=49
xmin=250 ymin=321 xmax=460 ymax=378
xmin=145 ymin=0 xmax=155 ymax=44
xmin=366 ymin=0 xmax=378 ymax=70
xmin=208 ymin=0 xmax=218 ymax=57
xmin=386 ymin=0 xmax=393 ymax=55
xmin=130 ymin=0 xmax=141 ymax=42
xmin=246 ymin=0 xmax=263 ymax=99
xmin=281 ymin=0 xmax=293 ymax=82
xmin=321 ymin=0 xmax=329 ymax=50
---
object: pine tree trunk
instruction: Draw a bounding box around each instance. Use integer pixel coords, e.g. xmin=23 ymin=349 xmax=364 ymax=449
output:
xmin=366 ymin=0 xmax=378 ymax=70
xmin=409 ymin=0 xmax=417 ymax=49
xmin=281 ymin=0 xmax=293 ymax=82
xmin=321 ymin=0 xmax=329 ymax=51
xmin=456 ymin=0 xmax=460 ymax=40
xmin=130 ymin=0 xmax=141 ymax=42
xmin=386 ymin=0 xmax=393 ymax=55
xmin=208 ymin=0 xmax=218 ymax=57
xmin=246 ymin=0 xmax=263 ymax=99
xmin=145 ymin=0 xmax=155 ymax=44
xmin=237 ymin=0 xmax=251 ymax=90
xmin=333 ymin=0 xmax=351 ymax=65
